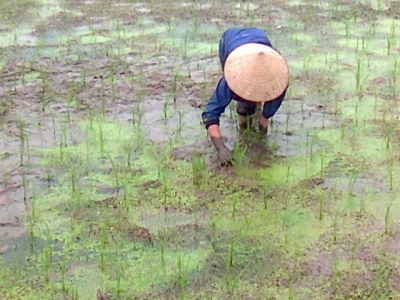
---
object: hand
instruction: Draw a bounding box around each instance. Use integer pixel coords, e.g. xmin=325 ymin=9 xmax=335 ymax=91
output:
xmin=210 ymin=136 xmax=232 ymax=166
xmin=217 ymin=145 xmax=232 ymax=166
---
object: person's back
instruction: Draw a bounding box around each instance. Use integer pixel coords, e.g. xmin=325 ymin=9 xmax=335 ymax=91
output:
xmin=218 ymin=27 xmax=273 ymax=70
xmin=201 ymin=27 xmax=290 ymax=166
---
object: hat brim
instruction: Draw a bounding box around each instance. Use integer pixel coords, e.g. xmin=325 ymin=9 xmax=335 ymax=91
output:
xmin=224 ymin=43 xmax=289 ymax=103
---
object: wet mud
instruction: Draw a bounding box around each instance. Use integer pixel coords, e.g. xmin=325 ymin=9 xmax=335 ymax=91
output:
xmin=0 ymin=47 xmax=340 ymax=253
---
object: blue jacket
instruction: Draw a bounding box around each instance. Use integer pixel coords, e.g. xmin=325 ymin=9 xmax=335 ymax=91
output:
xmin=201 ymin=27 xmax=286 ymax=129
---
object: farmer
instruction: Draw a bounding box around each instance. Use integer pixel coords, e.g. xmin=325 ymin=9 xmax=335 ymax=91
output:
xmin=201 ymin=27 xmax=289 ymax=166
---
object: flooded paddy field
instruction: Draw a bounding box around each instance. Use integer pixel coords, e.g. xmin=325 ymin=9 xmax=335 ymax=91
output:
xmin=0 ymin=0 xmax=400 ymax=299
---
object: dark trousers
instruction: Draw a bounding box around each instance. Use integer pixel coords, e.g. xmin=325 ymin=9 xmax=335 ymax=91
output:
xmin=236 ymin=88 xmax=286 ymax=119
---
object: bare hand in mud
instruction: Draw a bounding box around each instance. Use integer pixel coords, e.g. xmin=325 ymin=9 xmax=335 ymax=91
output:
xmin=217 ymin=145 xmax=233 ymax=166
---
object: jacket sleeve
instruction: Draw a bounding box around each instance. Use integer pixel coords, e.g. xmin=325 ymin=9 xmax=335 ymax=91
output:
xmin=201 ymin=77 xmax=232 ymax=129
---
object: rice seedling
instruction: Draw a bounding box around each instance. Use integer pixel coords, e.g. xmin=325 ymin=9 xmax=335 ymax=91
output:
xmin=231 ymin=196 xmax=239 ymax=218
xmin=262 ymin=189 xmax=268 ymax=210
xmin=385 ymin=192 xmax=396 ymax=234
xmin=60 ymin=256 xmax=68 ymax=298
xmin=191 ymin=150 xmax=206 ymax=187
xmin=231 ymin=140 xmax=247 ymax=169
xmin=308 ymin=129 xmax=320 ymax=162
xmin=176 ymin=252 xmax=189 ymax=300
xmin=226 ymin=238 xmax=235 ymax=274
xmin=332 ymin=195 xmax=346 ymax=243
xmin=390 ymin=57 xmax=398 ymax=96
xmin=107 ymin=153 xmax=120 ymax=194
xmin=17 ymin=115 xmax=26 ymax=166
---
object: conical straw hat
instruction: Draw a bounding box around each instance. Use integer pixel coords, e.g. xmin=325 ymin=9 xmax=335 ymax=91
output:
xmin=224 ymin=43 xmax=289 ymax=103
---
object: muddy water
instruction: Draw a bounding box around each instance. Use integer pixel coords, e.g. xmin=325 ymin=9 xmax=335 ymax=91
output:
xmin=0 ymin=13 xmax=340 ymax=257
xmin=0 ymin=122 xmax=86 ymax=253
xmin=0 ymin=0 xmax=381 ymax=253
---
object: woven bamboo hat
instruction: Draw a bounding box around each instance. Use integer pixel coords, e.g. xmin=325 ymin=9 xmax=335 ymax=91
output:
xmin=224 ymin=43 xmax=289 ymax=103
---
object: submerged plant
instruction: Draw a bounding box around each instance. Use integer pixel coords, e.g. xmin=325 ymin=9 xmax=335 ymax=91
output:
xmin=97 ymin=117 xmax=106 ymax=157
xmin=231 ymin=196 xmax=238 ymax=218
xmin=22 ymin=173 xmax=28 ymax=204
xmin=385 ymin=193 xmax=396 ymax=234
xmin=355 ymin=57 xmax=361 ymax=90
xmin=39 ymin=247 xmax=52 ymax=283
xmin=391 ymin=57 xmax=398 ymax=96
xmin=170 ymin=72 xmax=179 ymax=107
xmin=315 ymin=188 xmax=324 ymax=220
xmin=17 ymin=115 xmax=26 ymax=166
xmin=39 ymin=69 xmax=50 ymax=111
xmin=232 ymin=141 xmax=247 ymax=169
xmin=332 ymin=196 xmax=345 ymax=243
xmin=262 ymin=189 xmax=268 ymax=210
xmin=308 ymin=129 xmax=319 ymax=162
xmin=159 ymin=166 xmax=170 ymax=206
xmin=107 ymin=153 xmax=120 ymax=194
xmin=163 ymin=96 xmax=169 ymax=119
xmin=176 ymin=252 xmax=189 ymax=300
xmin=176 ymin=110 xmax=183 ymax=136
xmin=226 ymin=238 xmax=235 ymax=275
xmin=191 ymin=150 xmax=206 ymax=187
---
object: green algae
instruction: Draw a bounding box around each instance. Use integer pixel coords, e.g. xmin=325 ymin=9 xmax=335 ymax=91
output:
xmin=329 ymin=17 xmax=400 ymax=38
xmin=316 ymin=126 xmax=387 ymax=164
xmin=329 ymin=20 xmax=371 ymax=37
xmin=56 ymin=32 xmax=111 ymax=45
xmin=214 ymin=203 xmax=325 ymax=251
xmin=110 ymin=25 xmax=169 ymax=39
xmin=258 ymin=155 xmax=322 ymax=187
xmin=340 ymin=95 xmax=385 ymax=122
xmin=0 ymin=0 xmax=42 ymax=27
xmin=79 ymin=34 xmax=110 ymax=44
xmin=185 ymin=42 xmax=216 ymax=56
xmin=288 ymin=32 xmax=314 ymax=44
xmin=30 ymin=116 xmax=197 ymax=234
xmin=374 ymin=17 xmax=400 ymax=34
xmin=0 ymin=0 xmax=65 ymax=47
xmin=24 ymin=72 xmax=40 ymax=81
xmin=19 ymin=113 xmax=362 ymax=297
xmin=336 ymin=37 xmax=389 ymax=56
xmin=0 ymin=27 xmax=37 ymax=47
xmin=286 ymin=0 xmax=304 ymax=6
xmin=39 ymin=119 xmax=159 ymax=183
xmin=112 ymin=46 xmax=135 ymax=55
xmin=368 ymin=0 xmax=390 ymax=11
xmin=69 ymin=265 xmax=103 ymax=299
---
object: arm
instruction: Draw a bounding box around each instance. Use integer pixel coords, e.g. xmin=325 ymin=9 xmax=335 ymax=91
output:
xmin=201 ymin=77 xmax=232 ymax=136
xmin=201 ymin=77 xmax=233 ymax=165
xmin=207 ymin=124 xmax=222 ymax=138
xmin=202 ymin=77 xmax=232 ymax=128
